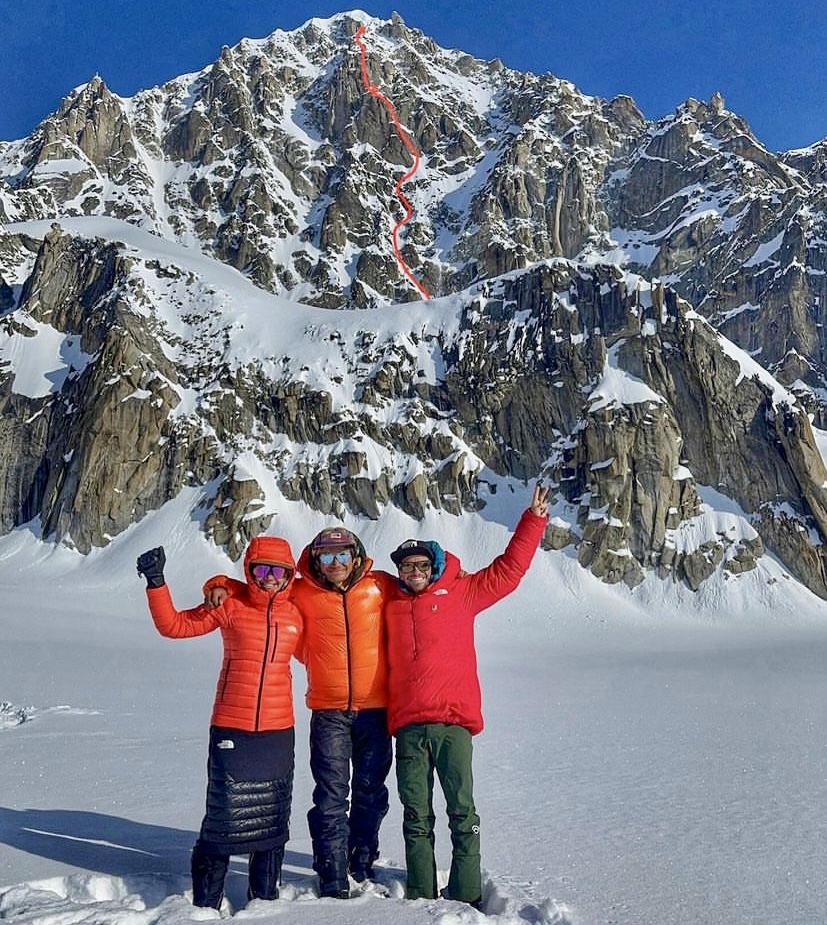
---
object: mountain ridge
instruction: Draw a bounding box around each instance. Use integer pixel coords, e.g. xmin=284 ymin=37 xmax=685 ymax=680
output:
xmin=2 ymin=11 xmax=827 ymax=600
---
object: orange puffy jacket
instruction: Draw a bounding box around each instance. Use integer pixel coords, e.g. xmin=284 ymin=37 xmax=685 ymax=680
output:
xmin=204 ymin=535 xmax=395 ymax=712
xmin=147 ymin=536 xmax=302 ymax=733
xmin=293 ymin=540 xmax=395 ymax=712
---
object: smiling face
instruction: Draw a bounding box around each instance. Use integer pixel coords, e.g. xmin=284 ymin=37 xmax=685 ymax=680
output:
xmin=397 ymin=556 xmax=433 ymax=593
xmin=316 ymin=546 xmax=357 ymax=588
xmin=249 ymin=562 xmax=292 ymax=593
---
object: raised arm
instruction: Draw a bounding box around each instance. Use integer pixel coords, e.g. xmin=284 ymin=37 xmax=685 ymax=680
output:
xmin=137 ymin=546 xmax=223 ymax=638
xmin=465 ymin=482 xmax=549 ymax=612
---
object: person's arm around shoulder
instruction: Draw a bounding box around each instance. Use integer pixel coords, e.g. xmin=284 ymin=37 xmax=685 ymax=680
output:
xmin=203 ymin=574 xmax=246 ymax=608
xmin=373 ymin=568 xmax=401 ymax=597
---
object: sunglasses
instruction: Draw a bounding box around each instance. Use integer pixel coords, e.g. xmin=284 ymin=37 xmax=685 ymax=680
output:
xmin=398 ymin=560 xmax=432 ymax=574
xmin=317 ymin=550 xmax=354 ymax=566
xmin=250 ymin=563 xmax=290 ymax=582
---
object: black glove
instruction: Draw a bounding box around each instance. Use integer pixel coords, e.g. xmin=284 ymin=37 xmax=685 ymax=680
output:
xmin=137 ymin=546 xmax=166 ymax=588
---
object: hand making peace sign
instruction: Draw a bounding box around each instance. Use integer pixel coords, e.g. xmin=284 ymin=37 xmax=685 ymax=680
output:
xmin=530 ymin=482 xmax=550 ymax=517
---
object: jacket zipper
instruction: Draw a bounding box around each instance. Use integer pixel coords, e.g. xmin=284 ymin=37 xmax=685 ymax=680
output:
xmin=219 ymin=659 xmax=232 ymax=700
xmin=254 ymin=597 xmax=274 ymax=731
xmin=343 ymin=592 xmax=353 ymax=711
xmin=411 ymin=603 xmax=419 ymax=661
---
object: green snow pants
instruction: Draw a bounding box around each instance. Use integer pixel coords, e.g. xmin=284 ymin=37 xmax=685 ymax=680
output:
xmin=394 ymin=722 xmax=481 ymax=904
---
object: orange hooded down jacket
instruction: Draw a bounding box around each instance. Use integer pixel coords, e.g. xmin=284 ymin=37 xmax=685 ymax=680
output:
xmin=147 ymin=536 xmax=302 ymax=733
xmin=203 ymin=534 xmax=395 ymax=712
xmin=293 ymin=537 xmax=395 ymax=712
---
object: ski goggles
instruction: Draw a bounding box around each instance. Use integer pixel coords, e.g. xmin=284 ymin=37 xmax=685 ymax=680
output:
xmin=317 ymin=550 xmax=354 ymax=566
xmin=250 ymin=563 xmax=291 ymax=582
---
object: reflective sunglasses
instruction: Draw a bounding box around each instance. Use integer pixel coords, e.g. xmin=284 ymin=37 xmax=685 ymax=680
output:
xmin=398 ymin=560 xmax=432 ymax=574
xmin=250 ymin=563 xmax=290 ymax=582
xmin=318 ymin=550 xmax=354 ymax=566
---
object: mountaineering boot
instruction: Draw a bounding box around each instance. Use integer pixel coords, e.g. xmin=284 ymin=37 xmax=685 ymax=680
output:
xmin=321 ymin=884 xmax=351 ymax=899
xmin=316 ymin=855 xmax=350 ymax=898
xmin=191 ymin=843 xmax=229 ymax=909
xmin=247 ymin=846 xmax=284 ymax=901
xmin=348 ymin=843 xmax=377 ymax=883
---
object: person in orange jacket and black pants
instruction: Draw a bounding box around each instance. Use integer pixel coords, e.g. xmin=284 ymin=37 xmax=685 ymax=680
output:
xmin=137 ymin=535 xmax=302 ymax=910
xmin=205 ymin=527 xmax=396 ymax=899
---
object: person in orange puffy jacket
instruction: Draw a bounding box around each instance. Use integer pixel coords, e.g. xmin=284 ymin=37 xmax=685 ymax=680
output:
xmin=137 ymin=535 xmax=302 ymax=911
xmin=204 ymin=527 xmax=396 ymax=899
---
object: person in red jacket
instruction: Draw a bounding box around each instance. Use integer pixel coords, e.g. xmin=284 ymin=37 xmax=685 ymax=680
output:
xmin=204 ymin=527 xmax=396 ymax=899
xmin=137 ymin=536 xmax=302 ymax=910
xmin=385 ymin=483 xmax=549 ymax=908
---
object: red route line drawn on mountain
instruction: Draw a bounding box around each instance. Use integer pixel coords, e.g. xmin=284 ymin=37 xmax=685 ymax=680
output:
xmin=354 ymin=24 xmax=432 ymax=301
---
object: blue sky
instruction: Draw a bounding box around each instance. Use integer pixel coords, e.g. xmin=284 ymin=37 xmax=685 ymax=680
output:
xmin=1 ymin=0 xmax=824 ymax=152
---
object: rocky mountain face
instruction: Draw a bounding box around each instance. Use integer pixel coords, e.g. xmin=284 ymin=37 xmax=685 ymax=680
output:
xmin=1 ymin=11 xmax=827 ymax=597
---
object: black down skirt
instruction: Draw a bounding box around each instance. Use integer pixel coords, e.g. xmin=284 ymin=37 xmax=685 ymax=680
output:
xmin=198 ymin=725 xmax=295 ymax=854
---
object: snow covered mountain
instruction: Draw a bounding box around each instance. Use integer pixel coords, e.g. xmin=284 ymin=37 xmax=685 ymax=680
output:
xmin=1 ymin=10 xmax=827 ymax=598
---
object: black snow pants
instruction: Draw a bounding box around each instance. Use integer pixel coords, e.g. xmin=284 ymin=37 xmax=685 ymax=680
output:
xmin=306 ymin=709 xmax=392 ymax=895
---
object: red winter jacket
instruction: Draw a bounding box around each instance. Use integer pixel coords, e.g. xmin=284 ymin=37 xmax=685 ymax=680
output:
xmin=384 ymin=510 xmax=546 ymax=736
xmin=146 ymin=536 xmax=302 ymax=733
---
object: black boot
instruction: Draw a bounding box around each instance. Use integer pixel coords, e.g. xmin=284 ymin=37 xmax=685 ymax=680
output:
xmin=248 ymin=847 xmax=283 ymax=901
xmin=348 ymin=843 xmax=377 ymax=883
xmin=191 ymin=842 xmax=229 ymax=909
xmin=315 ymin=855 xmax=349 ymax=898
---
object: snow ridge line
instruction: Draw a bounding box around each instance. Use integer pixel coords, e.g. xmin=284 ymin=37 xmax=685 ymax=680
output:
xmin=354 ymin=24 xmax=433 ymax=301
